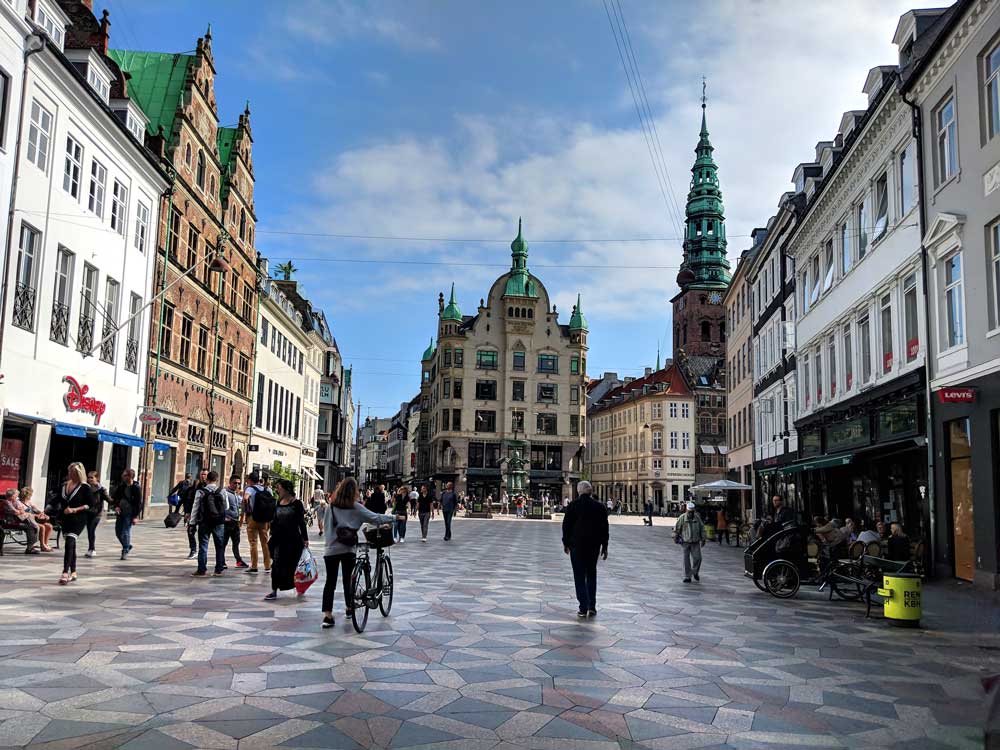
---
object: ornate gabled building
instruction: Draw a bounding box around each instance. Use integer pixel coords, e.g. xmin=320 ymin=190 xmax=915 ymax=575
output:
xmin=671 ymin=98 xmax=730 ymax=483
xmin=416 ymin=221 xmax=588 ymax=502
xmin=109 ymin=28 xmax=260 ymax=504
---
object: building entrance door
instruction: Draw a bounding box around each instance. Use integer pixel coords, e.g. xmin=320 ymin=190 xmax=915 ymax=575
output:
xmin=48 ymin=433 xmax=99 ymax=494
xmin=946 ymin=418 xmax=975 ymax=581
xmin=109 ymin=443 xmax=129 ymax=495
xmin=151 ymin=446 xmax=176 ymax=505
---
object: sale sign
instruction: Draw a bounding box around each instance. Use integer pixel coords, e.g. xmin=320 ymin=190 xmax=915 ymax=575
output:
xmin=0 ymin=437 xmax=23 ymax=493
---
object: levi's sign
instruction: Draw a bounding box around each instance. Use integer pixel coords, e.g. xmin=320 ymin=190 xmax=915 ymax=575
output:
xmin=937 ymin=387 xmax=976 ymax=404
xmin=63 ymin=376 xmax=106 ymax=424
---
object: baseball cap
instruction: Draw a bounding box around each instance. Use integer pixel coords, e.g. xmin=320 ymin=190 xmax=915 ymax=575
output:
xmin=686 ymin=501 xmax=696 ymax=510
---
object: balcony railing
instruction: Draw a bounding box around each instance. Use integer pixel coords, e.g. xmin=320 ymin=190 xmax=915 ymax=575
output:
xmin=99 ymin=320 xmax=116 ymax=364
xmin=12 ymin=284 xmax=36 ymax=331
xmin=77 ymin=315 xmax=94 ymax=355
xmin=124 ymin=337 xmax=139 ymax=373
xmin=50 ymin=301 xmax=70 ymax=345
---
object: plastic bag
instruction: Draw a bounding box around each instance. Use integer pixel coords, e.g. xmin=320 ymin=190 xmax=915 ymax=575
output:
xmin=294 ymin=547 xmax=319 ymax=594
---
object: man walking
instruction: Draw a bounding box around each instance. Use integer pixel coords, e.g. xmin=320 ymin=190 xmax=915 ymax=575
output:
xmin=191 ymin=471 xmax=227 ymax=577
xmin=243 ymin=471 xmax=274 ymax=574
xmin=111 ymin=469 xmax=142 ymax=560
xmin=643 ymin=499 xmax=654 ymax=526
xmin=674 ymin=501 xmax=706 ymax=583
xmin=440 ymin=481 xmax=457 ymax=541
xmin=182 ymin=469 xmax=208 ymax=559
xmin=561 ymin=481 xmax=608 ymax=619
xmin=221 ymin=475 xmax=247 ymax=569
xmin=417 ymin=484 xmax=433 ymax=541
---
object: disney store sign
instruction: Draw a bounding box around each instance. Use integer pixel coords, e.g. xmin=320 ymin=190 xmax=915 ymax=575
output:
xmin=63 ymin=376 xmax=106 ymax=425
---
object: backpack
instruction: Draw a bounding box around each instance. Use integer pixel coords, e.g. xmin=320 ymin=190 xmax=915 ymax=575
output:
xmin=251 ymin=487 xmax=276 ymax=523
xmin=200 ymin=489 xmax=227 ymax=527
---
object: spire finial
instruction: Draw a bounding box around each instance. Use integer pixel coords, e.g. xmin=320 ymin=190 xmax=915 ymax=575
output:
xmin=206 ymin=22 xmax=212 ymax=39
xmin=449 ymin=282 xmax=456 ymax=303
xmin=701 ymin=76 xmax=706 ymax=109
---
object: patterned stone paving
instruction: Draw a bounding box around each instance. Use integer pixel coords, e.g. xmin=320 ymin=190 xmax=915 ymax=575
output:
xmin=0 ymin=516 xmax=997 ymax=749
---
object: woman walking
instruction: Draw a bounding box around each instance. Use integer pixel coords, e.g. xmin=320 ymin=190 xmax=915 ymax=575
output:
xmin=417 ymin=484 xmax=434 ymax=542
xmin=264 ymin=479 xmax=309 ymax=601
xmin=392 ymin=486 xmax=409 ymax=543
xmin=58 ymin=463 xmax=96 ymax=585
xmin=85 ymin=471 xmax=109 ymax=557
xmin=321 ymin=477 xmax=398 ymax=628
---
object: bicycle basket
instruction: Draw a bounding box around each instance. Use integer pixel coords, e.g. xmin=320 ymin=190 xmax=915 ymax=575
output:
xmin=363 ymin=525 xmax=395 ymax=549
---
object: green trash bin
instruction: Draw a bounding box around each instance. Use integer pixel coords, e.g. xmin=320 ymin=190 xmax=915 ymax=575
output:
xmin=705 ymin=524 xmax=716 ymax=541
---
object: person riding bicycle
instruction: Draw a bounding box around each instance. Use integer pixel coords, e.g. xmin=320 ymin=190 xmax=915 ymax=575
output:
xmin=321 ymin=477 xmax=401 ymax=629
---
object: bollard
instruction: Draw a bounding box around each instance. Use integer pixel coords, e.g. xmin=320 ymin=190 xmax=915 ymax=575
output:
xmin=877 ymin=572 xmax=921 ymax=628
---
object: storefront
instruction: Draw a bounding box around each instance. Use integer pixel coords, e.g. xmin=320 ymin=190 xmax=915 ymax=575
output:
xmin=931 ymin=376 xmax=1000 ymax=586
xmin=755 ymin=453 xmax=801 ymax=520
xmin=791 ymin=371 xmax=929 ymax=544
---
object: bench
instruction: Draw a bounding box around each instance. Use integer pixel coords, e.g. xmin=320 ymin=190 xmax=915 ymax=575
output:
xmin=0 ymin=516 xmax=31 ymax=555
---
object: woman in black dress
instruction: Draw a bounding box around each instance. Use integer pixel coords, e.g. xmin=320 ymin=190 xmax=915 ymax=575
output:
xmin=264 ymin=479 xmax=309 ymax=600
xmin=58 ymin=462 xmax=96 ymax=585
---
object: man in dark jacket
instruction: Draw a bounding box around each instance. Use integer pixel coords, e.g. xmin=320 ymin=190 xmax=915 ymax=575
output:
xmin=111 ymin=469 xmax=142 ymax=560
xmin=561 ymin=481 xmax=609 ymax=619
xmin=368 ymin=484 xmax=387 ymax=514
xmin=440 ymin=482 xmax=458 ymax=541
xmin=182 ymin=469 xmax=208 ymax=558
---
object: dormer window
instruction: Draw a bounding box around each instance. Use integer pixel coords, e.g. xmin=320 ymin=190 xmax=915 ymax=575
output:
xmin=126 ymin=116 xmax=143 ymax=141
xmin=36 ymin=4 xmax=65 ymax=49
xmin=86 ymin=69 xmax=110 ymax=103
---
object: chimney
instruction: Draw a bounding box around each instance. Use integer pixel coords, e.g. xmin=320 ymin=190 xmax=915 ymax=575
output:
xmin=98 ymin=9 xmax=110 ymax=55
xmin=80 ymin=0 xmax=93 ymax=9
xmin=644 ymin=367 xmax=652 ymax=376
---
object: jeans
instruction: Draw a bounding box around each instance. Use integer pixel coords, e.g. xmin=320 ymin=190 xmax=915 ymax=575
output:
xmin=187 ymin=517 xmax=197 ymax=553
xmin=63 ymin=534 xmax=77 ymax=573
xmin=442 ymin=509 xmax=454 ymax=540
xmin=197 ymin=523 xmax=226 ymax=573
xmin=418 ymin=512 xmax=430 ymax=539
xmin=394 ymin=517 xmax=407 ymax=541
xmin=86 ymin=513 xmax=100 ymax=552
xmin=246 ymin=519 xmax=271 ymax=569
xmin=322 ymin=553 xmax=355 ymax=612
xmin=716 ymin=527 xmax=730 ymax=545
xmin=569 ymin=547 xmax=599 ymax=613
xmin=115 ymin=512 xmax=132 ymax=552
xmin=224 ymin=520 xmax=244 ymax=564
xmin=682 ymin=542 xmax=702 ymax=578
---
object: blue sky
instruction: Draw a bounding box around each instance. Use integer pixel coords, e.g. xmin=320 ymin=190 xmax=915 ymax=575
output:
xmin=114 ymin=0 xmax=914 ymax=418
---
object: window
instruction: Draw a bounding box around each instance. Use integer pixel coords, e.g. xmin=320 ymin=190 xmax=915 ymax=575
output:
xmin=196 ymin=150 xmax=206 ymax=190
xmin=809 ymin=254 xmax=820 ymax=305
xmin=238 ymin=354 xmax=250 ymax=395
xmin=935 ymin=95 xmax=958 ymax=183
xmin=802 ymin=352 xmax=811 ymax=408
xmin=186 ymin=227 xmax=199 ymax=279
xmin=475 ymin=410 xmax=496 ymax=433
xmin=239 ymin=208 xmax=247 ymax=240
xmin=36 ymin=6 xmax=64 ymax=46
xmin=873 ymin=172 xmax=888 ymax=240
xmin=443 ymin=379 xmax=451 ymax=398
xmin=570 ymin=355 xmax=580 ymax=374
xmin=225 ymin=344 xmax=234 ymax=386
xmin=570 ymin=385 xmax=579 ymax=403
xmin=512 ymin=380 xmax=524 ymax=401
xmin=815 ymin=348 xmax=823 ymax=403
xmin=843 ymin=324 xmax=853 ymax=391
xmin=537 ymin=383 xmax=558 ymax=403
xmin=988 ymin=41 xmax=1000 ymax=139
xmin=669 ymin=402 xmax=677 ymax=418
xmin=801 ymin=268 xmax=810 ymax=314
xmin=12 ymin=223 xmax=41 ymax=331
xmin=184 ymin=143 xmax=192 ymax=166
xmin=50 ymin=247 xmax=74 ymax=344
xmin=859 ymin=313 xmax=872 ymax=383
xmin=160 ymin=302 xmax=174 ymax=358
xmin=857 ymin=198 xmax=869 ymax=260
xmin=167 ymin=207 xmax=182 ymax=260
xmin=443 ymin=348 xmax=452 ymax=367
xmin=682 ymin=432 xmax=690 ymax=450
xmin=475 ymin=380 xmax=497 ymax=400
xmin=86 ymin=69 xmax=109 ymax=102
xmin=63 ymin=136 xmax=83 ymax=197
xmin=570 ymin=415 xmax=579 ymax=435
xmin=840 ymin=222 xmax=851 ymax=275
xmin=880 ymin=293 xmax=893 ymax=373
xmin=537 ymin=353 xmax=558 ymax=373
xmin=110 ymin=180 xmax=128 ymax=234
xmin=180 ymin=314 xmax=193 ymax=367
xmin=242 ymin=282 xmax=253 ymax=321
xmin=451 ymin=379 xmax=463 ymax=399
xmin=476 ymin=350 xmax=497 ymax=369
xmin=991 ymin=222 xmax=1000 ymax=329
xmin=442 ymin=409 xmax=450 ymax=431
xmin=652 ymin=430 xmax=662 ymax=450
xmin=827 ymin=336 xmax=837 ymax=398
xmin=0 ymin=71 xmax=9 ymax=149
xmin=669 ymin=431 xmax=678 ymax=449
xmin=134 ymin=201 xmax=149 ymax=253
xmin=100 ymin=278 xmax=120 ymax=364
xmin=823 ymin=239 xmax=834 ymax=291
xmin=682 ymin=403 xmax=689 ymax=419
xmin=27 ymin=100 xmax=52 ymax=171
xmin=125 ymin=293 xmax=142 ymax=372
xmin=88 ymin=160 xmax=107 ymax=217
xmin=536 ymin=413 xmax=556 ymax=435
xmin=903 ymin=273 xmax=918 ymax=362
xmin=452 ymin=409 xmax=461 ymax=430
xmin=196 ymin=324 xmax=209 ymax=374
xmin=513 ymin=351 xmax=525 ymax=370
xmin=899 ymin=141 xmax=916 ymax=214
xmin=454 ymin=349 xmax=463 ymax=367
xmin=944 ymin=253 xmax=964 ymax=348
xmin=512 ymin=410 xmax=525 ymax=432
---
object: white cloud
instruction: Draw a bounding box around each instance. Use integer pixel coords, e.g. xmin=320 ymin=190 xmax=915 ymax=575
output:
xmin=283 ymin=0 xmax=441 ymax=51
xmin=273 ymin=0 xmax=917 ymax=329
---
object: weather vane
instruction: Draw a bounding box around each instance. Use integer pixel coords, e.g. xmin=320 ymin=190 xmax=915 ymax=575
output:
xmin=702 ymin=76 xmax=707 ymax=108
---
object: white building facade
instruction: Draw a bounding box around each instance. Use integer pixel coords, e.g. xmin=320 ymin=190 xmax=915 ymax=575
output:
xmin=0 ymin=2 xmax=167 ymax=498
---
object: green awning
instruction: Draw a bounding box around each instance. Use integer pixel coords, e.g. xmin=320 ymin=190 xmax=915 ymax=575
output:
xmin=785 ymin=454 xmax=854 ymax=473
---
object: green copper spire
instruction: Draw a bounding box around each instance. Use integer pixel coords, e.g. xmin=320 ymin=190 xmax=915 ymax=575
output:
xmin=504 ymin=218 xmax=538 ymax=298
xmin=676 ymin=82 xmax=731 ymax=291
xmin=442 ymin=283 xmax=462 ymax=321
xmin=656 ymin=347 xmax=661 ymax=371
xmin=421 ymin=337 xmax=435 ymax=362
xmin=569 ymin=293 xmax=588 ymax=331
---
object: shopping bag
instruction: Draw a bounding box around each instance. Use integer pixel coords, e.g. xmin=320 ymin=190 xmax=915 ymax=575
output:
xmin=164 ymin=509 xmax=182 ymax=528
xmin=294 ymin=547 xmax=319 ymax=594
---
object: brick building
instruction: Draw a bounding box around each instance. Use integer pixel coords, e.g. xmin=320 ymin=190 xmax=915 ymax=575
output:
xmin=109 ymin=29 xmax=260 ymax=504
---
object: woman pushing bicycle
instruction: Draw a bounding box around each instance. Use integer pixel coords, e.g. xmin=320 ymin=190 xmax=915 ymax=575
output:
xmin=321 ymin=478 xmax=401 ymax=629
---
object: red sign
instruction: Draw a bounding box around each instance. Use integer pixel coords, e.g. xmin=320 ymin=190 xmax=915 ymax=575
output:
xmin=63 ymin=376 xmax=106 ymax=425
xmin=846 ymin=373 xmax=853 ymax=391
xmin=883 ymin=351 xmax=893 ymax=373
xmin=0 ymin=438 xmax=23 ymax=493
xmin=830 ymin=380 xmax=836 ymax=397
xmin=907 ymin=338 xmax=919 ymax=361
xmin=937 ymin=387 xmax=976 ymax=404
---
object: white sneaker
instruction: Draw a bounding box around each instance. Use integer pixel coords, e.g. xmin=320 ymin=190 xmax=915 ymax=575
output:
xmin=422 ymin=538 xmax=427 ymax=543
xmin=85 ymin=550 xmax=96 ymax=558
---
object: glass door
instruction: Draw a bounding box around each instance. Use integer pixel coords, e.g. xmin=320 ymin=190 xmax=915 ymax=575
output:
xmin=946 ymin=418 xmax=974 ymax=581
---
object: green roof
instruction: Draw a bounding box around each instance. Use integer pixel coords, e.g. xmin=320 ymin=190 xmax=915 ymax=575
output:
xmin=504 ymin=218 xmax=538 ymax=298
xmin=442 ymin=283 xmax=462 ymax=321
xmin=217 ymin=126 xmax=237 ymax=169
xmin=569 ymin=293 xmax=588 ymax=331
xmin=421 ymin=337 xmax=435 ymax=362
xmin=107 ymin=49 xmax=193 ymax=137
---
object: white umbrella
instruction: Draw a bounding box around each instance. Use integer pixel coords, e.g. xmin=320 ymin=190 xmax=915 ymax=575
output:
xmin=690 ymin=479 xmax=752 ymax=492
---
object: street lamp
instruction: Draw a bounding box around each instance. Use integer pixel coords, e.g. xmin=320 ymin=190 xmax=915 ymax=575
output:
xmin=637 ymin=422 xmax=650 ymax=514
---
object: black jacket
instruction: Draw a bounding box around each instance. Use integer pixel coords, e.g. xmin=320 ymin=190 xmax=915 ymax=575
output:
xmin=182 ymin=481 xmax=204 ymax=514
xmin=562 ymin=494 xmax=609 ymax=551
xmin=367 ymin=491 xmax=387 ymax=514
xmin=774 ymin=505 xmax=796 ymax=527
xmin=113 ymin=482 xmax=143 ymax=517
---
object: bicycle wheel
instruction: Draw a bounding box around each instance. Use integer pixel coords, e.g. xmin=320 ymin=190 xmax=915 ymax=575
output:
xmin=350 ymin=561 xmax=370 ymax=633
xmin=830 ymin=564 xmax=865 ymax=601
xmin=378 ymin=555 xmax=394 ymax=616
xmin=762 ymin=560 xmax=800 ymax=599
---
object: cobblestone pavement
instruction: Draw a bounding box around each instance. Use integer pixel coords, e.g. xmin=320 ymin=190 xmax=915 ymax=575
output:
xmin=0 ymin=516 xmax=996 ymax=749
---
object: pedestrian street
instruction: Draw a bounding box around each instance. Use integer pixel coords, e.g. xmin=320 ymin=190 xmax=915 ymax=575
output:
xmin=0 ymin=516 xmax=995 ymax=750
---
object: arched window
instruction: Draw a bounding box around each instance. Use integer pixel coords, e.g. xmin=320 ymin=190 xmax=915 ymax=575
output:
xmin=527 ymin=308 xmax=533 ymax=319
xmin=196 ymin=150 xmax=206 ymax=189
xmin=239 ymin=208 xmax=246 ymax=240
xmin=184 ymin=143 xmax=192 ymax=166
xmin=209 ymin=175 xmax=215 ymax=195
xmin=508 ymin=306 xmax=514 ymax=317
xmin=701 ymin=321 xmax=711 ymax=341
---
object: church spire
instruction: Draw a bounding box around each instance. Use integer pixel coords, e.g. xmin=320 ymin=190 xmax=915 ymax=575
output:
xmin=675 ymin=82 xmax=730 ymax=292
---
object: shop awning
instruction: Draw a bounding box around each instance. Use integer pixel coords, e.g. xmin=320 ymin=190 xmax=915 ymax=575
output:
xmin=54 ymin=422 xmax=87 ymax=438
xmin=152 ymin=441 xmax=171 ymax=452
xmin=5 ymin=411 xmax=53 ymax=425
xmin=301 ymin=466 xmax=320 ymax=481
xmin=700 ymin=445 xmax=715 ymax=454
xmin=785 ymin=453 xmax=854 ymax=473
xmin=717 ymin=445 xmax=729 ymax=455
xmin=97 ymin=430 xmax=144 ymax=448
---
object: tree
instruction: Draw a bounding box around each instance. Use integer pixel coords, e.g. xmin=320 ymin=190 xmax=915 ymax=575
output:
xmin=274 ymin=261 xmax=297 ymax=280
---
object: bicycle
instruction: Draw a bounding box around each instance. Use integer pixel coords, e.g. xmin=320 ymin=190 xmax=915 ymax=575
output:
xmin=349 ymin=524 xmax=395 ymax=633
